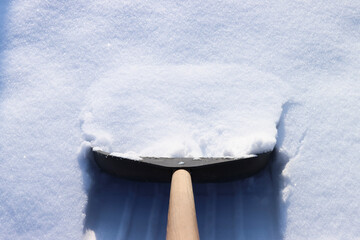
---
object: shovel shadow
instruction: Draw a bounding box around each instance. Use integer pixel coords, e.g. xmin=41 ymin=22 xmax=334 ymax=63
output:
xmin=82 ymin=147 xmax=286 ymax=240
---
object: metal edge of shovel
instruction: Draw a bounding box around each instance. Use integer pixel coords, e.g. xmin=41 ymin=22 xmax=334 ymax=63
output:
xmin=91 ymin=148 xmax=273 ymax=183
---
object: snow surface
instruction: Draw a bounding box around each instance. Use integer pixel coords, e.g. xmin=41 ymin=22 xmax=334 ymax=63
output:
xmin=0 ymin=0 xmax=359 ymax=240
xmin=81 ymin=64 xmax=286 ymax=158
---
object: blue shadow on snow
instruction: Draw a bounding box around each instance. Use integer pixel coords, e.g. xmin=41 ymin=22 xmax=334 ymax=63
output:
xmin=0 ymin=0 xmax=10 ymax=94
xmin=83 ymin=148 xmax=285 ymax=240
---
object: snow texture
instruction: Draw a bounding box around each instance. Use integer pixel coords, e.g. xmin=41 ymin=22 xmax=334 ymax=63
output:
xmin=0 ymin=0 xmax=359 ymax=239
xmin=81 ymin=65 xmax=286 ymax=158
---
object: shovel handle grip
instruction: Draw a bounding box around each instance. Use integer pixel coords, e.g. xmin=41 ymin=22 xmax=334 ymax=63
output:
xmin=166 ymin=169 xmax=200 ymax=240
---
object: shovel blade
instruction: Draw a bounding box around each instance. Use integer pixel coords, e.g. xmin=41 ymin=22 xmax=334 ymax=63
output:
xmin=92 ymin=148 xmax=273 ymax=182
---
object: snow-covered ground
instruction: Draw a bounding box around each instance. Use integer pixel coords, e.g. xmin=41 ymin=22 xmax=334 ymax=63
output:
xmin=0 ymin=1 xmax=359 ymax=239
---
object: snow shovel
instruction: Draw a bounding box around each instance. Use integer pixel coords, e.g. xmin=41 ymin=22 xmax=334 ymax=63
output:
xmin=92 ymin=148 xmax=273 ymax=240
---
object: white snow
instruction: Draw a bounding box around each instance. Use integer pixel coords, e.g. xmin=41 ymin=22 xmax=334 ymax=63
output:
xmin=277 ymin=78 xmax=360 ymax=239
xmin=0 ymin=0 xmax=359 ymax=240
xmin=110 ymin=151 xmax=142 ymax=161
xmin=81 ymin=64 xmax=286 ymax=158
xmin=83 ymin=230 xmax=96 ymax=240
xmin=91 ymin=147 xmax=103 ymax=152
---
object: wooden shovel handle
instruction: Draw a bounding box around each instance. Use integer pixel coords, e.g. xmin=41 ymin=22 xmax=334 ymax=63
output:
xmin=166 ymin=169 xmax=200 ymax=240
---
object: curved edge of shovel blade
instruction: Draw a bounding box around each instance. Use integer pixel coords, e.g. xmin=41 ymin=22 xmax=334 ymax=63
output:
xmin=91 ymin=148 xmax=274 ymax=183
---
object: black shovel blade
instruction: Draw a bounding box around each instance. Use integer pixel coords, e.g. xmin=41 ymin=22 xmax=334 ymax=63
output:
xmin=92 ymin=148 xmax=273 ymax=183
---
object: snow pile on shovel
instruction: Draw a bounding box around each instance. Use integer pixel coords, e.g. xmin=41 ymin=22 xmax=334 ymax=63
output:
xmin=81 ymin=65 xmax=288 ymax=158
